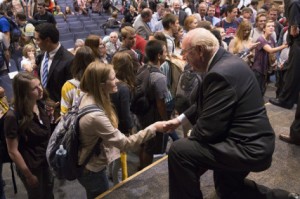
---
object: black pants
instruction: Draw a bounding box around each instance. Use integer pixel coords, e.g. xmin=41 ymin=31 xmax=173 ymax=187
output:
xmin=168 ymin=138 xmax=291 ymax=199
xmin=17 ymin=166 xmax=54 ymax=199
xmin=279 ymin=39 xmax=300 ymax=105
xmin=290 ymin=93 xmax=300 ymax=141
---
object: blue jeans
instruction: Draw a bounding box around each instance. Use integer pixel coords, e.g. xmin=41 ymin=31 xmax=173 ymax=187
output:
xmin=78 ymin=168 xmax=109 ymax=199
xmin=166 ymin=100 xmax=179 ymax=141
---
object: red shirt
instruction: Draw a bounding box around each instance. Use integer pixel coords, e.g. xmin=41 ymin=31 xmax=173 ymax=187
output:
xmin=134 ymin=34 xmax=146 ymax=56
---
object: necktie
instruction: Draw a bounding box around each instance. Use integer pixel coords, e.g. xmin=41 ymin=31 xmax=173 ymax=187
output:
xmin=114 ymin=43 xmax=118 ymax=52
xmin=42 ymin=53 xmax=49 ymax=88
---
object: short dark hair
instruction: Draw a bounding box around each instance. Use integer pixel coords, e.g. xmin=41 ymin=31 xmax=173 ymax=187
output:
xmin=141 ymin=8 xmax=152 ymax=19
xmin=251 ymin=0 xmax=258 ymax=5
xmin=145 ymin=40 xmax=164 ymax=62
xmin=226 ymin=5 xmax=236 ymax=15
xmin=139 ymin=1 xmax=148 ymax=10
xmin=37 ymin=1 xmax=46 ymax=7
xmin=16 ymin=12 xmax=27 ymax=21
xmin=35 ymin=23 xmax=59 ymax=43
xmin=162 ymin=13 xmax=177 ymax=29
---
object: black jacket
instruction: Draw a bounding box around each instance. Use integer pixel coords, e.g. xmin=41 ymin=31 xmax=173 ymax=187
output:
xmin=37 ymin=45 xmax=74 ymax=102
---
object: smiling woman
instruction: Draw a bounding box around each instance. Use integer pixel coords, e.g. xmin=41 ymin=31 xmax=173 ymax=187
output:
xmin=76 ymin=61 xmax=166 ymax=199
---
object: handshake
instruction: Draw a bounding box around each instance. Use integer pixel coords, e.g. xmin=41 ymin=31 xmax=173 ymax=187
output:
xmin=148 ymin=118 xmax=182 ymax=133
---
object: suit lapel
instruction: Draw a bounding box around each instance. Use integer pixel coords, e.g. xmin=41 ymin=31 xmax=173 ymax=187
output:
xmin=48 ymin=46 xmax=63 ymax=79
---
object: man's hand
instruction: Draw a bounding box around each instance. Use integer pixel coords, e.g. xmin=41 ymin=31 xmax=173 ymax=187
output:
xmin=164 ymin=118 xmax=181 ymax=132
xmin=149 ymin=121 xmax=168 ymax=132
xmin=290 ymin=25 xmax=299 ymax=37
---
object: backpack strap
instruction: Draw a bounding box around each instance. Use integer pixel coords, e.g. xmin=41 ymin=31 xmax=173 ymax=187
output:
xmin=77 ymin=105 xmax=103 ymax=166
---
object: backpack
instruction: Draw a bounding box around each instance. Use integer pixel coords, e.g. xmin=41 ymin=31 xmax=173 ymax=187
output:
xmin=165 ymin=58 xmax=184 ymax=97
xmin=46 ymin=99 xmax=102 ymax=180
xmin=0 ymin=15 xmax=21 ymax=43
xmin=175 ymin=69 xmax=202 ymax=114
xmin=130 ymin=65 xmax=161 ymax=115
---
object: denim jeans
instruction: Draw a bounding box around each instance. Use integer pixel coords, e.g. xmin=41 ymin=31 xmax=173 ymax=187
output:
xmin=78 ymin=168 xmax=109 ymax=199
xmin=166 ymin=100 xmax=179 ymax=141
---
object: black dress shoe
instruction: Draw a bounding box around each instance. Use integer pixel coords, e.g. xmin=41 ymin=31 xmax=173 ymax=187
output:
xmin=269 ymin=98 xmax=294 ymax=109
xmin=288 ymin=193 xmax=300 ymax=199
xmin=279 ymin=134 xmax=300 ymax=145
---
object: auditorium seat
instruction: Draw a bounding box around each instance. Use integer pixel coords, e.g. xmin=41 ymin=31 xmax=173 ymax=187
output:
xmin=74 ymin=31 xmax=89 ymax=40
xmin=60 ymin=39 xmax=75 ymax=49
xmin=60 ymin=32 xmax=74 ymax=41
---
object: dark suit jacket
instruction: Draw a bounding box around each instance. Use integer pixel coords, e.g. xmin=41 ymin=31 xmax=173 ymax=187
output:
xmin=184 ymin=48 xmax=275 ymax=172
xmin=38 ymin=45 xmax=74 ymax=102
xmin=205 ymin=16 xmax=213 ymax=24
xmin=173 ymin=10 xmax=187 ymax=27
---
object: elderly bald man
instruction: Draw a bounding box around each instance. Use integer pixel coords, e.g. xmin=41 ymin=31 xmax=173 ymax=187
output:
xmin=165 ymin=28 xmax=299 ymax=199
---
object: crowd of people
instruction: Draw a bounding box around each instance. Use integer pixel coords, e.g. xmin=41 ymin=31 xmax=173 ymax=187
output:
xmin=1 ymin=0 xmax=300 ymax=198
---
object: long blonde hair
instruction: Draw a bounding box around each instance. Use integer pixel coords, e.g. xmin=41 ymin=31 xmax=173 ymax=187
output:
xmin=80 ymin=61 xmax=118 ymax=128
xmin=231 ymin=21 xmax=252 ymax=54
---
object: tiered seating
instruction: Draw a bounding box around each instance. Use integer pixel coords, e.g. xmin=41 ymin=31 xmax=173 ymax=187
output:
xmin=56 ymin=13 xmax=124 ymax=47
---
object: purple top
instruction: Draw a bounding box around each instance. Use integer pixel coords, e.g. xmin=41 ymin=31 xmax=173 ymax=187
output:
xmin=252 ymin=36 xmax=275 ymax=75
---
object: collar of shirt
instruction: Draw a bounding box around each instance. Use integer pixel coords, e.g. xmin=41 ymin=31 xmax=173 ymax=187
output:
xmin=207 ymin=49 xmax=218 ymax=72
xmin=42 ymin=43 xmax=61 ymax=72
xmin=48 ymin=43 xmax=61 ymax=60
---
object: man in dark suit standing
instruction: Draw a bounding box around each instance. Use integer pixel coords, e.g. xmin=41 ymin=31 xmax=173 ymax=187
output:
xmin=274 ymin=0 xmax=300 ymax=145
xmin=269 ymin=0 xmax=300 ymax=110
xmin=34 ymin=23 xmax=73 ymax=104
xmin=172 ymin=0 xmax=187 ymax=27
xmin=164 ymin=28 xmax=299 ymax=199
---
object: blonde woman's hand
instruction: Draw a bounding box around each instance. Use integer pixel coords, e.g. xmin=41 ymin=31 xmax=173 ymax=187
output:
xmin=249 ymin=42 xmax=260 ymax=50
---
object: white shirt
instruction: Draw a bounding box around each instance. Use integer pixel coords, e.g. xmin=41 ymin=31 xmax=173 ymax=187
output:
xmin=40 ymin=43 xmax=61 ymax=79
xmin=150 ymin=12 xmax=162 ymax=32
